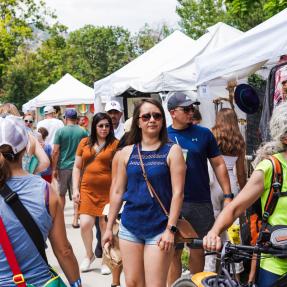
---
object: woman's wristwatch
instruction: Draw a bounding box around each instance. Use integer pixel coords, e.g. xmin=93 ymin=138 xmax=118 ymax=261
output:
xmin=167 ymin=224 xmax=178 ymax=234
xmin=223 ymin=193 xmax=234 ymax=199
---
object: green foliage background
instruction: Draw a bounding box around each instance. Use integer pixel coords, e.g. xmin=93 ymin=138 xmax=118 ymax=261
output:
xmin=0 ymin=0 xmax=286 ymax=108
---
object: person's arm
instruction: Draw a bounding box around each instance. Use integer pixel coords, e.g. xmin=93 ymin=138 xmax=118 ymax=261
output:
xmin=236 ymin=151 xmax=247 ymax=190
xmin=72 ymin=155 xmax=83 ymax=204
xmin=210 ymin=155 xmax=232 ymax=204
xmin=102 ymin=147 xmax=130 ymax=246
xmin=29 ymin=134 xmax=50 ymax=174
xmin=203 ymin=170 xmax=264 ymax=251
xmin=158 ymin=144 xmax=186 ymax=252
xmin=48 ymin=184 xmax=81 ymax=286
xmin=51 ymin=144 xmax=60 ymax=179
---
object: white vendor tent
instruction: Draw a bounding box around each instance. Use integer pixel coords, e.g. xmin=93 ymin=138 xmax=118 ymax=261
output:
xmin=94 ymin=30 xmax=195 ymax=103
xmin=195 ymin=8 xmax=287 ymax=86
xmin=22 ymin=73 xmax=94 ymax=111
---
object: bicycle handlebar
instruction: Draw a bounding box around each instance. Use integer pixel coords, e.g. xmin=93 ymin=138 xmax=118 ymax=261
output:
xmin=189 ymin=238 xmax=287 ymax=256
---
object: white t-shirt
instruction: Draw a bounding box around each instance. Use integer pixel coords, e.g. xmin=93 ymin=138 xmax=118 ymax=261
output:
xmin=37 ymin=118 xmax=64 ymax=146
xmin=114 ymin=122 xmax=125 ymax=140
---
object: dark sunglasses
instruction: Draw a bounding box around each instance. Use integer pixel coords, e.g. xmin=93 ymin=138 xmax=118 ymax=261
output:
xmin=138 ymin=112 xmax=163 ymax=122
xmin=24 ymin=120 xmax=33 ymax=123
xmin=175 ymin=106 xmax=194 ymax=113
xmin=97 ymin=123 xmax=110 ymax=128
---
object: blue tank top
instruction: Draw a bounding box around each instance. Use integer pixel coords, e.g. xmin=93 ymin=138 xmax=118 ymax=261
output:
xmin=121 ymin=143 xmax=174 ymax=238
xmin=0 ymin=175 xmax=52 ymax=287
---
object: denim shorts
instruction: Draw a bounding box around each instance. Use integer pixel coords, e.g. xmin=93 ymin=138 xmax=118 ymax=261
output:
xmin=176 ymin=201 xmax=215 ymax=249
xmin=118 ymin=222 xmax=162 ymax=245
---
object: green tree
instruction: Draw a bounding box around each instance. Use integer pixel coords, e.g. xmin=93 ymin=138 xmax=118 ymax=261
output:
xmin=133 ymin=23 xmax=173 ymax=54
xmin=64 ymin=25 xmax=136 ymax=85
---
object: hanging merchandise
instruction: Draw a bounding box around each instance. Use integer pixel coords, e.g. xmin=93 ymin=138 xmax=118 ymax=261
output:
xmin=78 ymin=104 xmax=88 ymax=114
xmin=90 ymin=104 xmax=95 ymax=114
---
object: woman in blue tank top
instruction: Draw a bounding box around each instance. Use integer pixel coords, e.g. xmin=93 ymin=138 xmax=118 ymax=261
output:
xmin=0 ymin=115 xmax=81 ymax=287
xmin=103 ymin=99 xmax=186 ymax=287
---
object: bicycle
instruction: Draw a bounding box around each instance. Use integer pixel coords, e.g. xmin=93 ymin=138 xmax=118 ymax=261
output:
xmin=172 ymin=239 xmax=287 ymax=287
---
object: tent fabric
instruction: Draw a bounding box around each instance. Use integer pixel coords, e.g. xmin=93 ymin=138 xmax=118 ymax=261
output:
xmin=195 ymin=8 xmax=287 ymax=86
xmin=94 ymin=23 xmax=243 ymax=102
xmin=22 ymin=74 xmax=94 ymax=111
xmin=94 ymin=30 xmax=196 ymax=102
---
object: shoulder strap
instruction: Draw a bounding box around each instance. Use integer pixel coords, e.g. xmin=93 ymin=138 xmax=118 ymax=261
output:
xmin=0 ymin=184 xmax=48 ymax=264
xmin=0 ymin=216 xmax=27 ymax=287
xmin=136 ymin=144 xmax=169 ymax=218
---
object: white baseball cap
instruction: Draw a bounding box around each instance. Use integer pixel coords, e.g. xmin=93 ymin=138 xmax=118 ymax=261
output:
xmin=105 ymin=100 xmax=122 ymax=112
xmin=43 ymin=105 xmax=55 ymax=115
xmin=0 ymin=115 xmax=29 ymax=154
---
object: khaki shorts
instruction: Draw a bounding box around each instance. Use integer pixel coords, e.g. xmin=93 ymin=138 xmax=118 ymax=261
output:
xmin=58 ymin=169 xmax=73 ymax=196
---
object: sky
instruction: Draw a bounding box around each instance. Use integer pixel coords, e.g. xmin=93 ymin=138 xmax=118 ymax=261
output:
xmin=44 ymin=0 xmax=180 ymax=33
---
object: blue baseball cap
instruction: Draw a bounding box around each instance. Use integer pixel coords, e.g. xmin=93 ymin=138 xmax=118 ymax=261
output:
xmin=64 ymin=109 xmax=77 ymax=119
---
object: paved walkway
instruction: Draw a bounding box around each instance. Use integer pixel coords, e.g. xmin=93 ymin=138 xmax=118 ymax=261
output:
xmin=46 ymin=199 xmax=125 ymax=287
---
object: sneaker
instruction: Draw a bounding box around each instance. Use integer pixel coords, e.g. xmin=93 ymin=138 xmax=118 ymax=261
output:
xmin=80 ymin=255 xmax=95 ymax=272
xmin=101 ymin=264 xmax=111 ymax=275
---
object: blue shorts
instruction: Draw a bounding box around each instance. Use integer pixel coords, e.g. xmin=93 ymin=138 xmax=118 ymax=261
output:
xmin=257 ymin=268 xmax=282 ymax=287
xmin=118 ymin=222 xmax=162 ymax=245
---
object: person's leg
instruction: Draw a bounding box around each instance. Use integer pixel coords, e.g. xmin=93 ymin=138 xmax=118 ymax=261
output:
xmin=257 ymin=268 xmax=281 ymax=287
xmin=167 ymin=247 xmax=183 ymax=287
xmin=189 ymin=248 xmax=204 ymax=274
xmin=95 ymin=217 xmax=102 ymax=257
xmin=111 ymin=265 xmax=123 ymax=286
xmin=144 ymin=244 xmax=174 ymax=287
xmin=119 ymin=239 xmax=145 ymax=287
xmin=58 ymin=169 xmax=68 ymax=209
xmin=80 ymin=214 xmax=95 ymax=259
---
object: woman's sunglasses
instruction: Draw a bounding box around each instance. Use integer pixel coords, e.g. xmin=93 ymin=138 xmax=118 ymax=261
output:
xmin=24 ymin=120 xmax=33 ymax=124
xmin=138 ymin=112 xmax=163 ymax=122
xmin=97 ymin=123 xmax=110 ymax=128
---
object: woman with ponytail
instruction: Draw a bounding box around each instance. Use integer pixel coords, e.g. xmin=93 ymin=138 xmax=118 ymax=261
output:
xmin=0 ymin=115 xmax=81 ymax=287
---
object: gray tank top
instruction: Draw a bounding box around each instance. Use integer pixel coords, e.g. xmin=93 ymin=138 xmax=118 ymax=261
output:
xmin=0 ymin=174 xmax=52 ymax=286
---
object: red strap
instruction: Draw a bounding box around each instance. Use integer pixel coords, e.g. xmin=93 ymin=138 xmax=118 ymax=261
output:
xmin=0 ymin=216 xmax=27 ymax=287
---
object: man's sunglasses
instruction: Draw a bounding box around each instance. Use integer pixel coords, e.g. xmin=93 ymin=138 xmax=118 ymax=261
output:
xmin=97 ymin=123 xmax=110 ymax=128
xmin=138 ymin=112 xmax=163 ymax=122
xmin=24 ymin=120 xmax=33 ymax=123
xmin=175 ymin=106 xmax=194 ymax=113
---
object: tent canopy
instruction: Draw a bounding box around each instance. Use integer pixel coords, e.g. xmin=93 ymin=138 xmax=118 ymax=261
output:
xmin=23 ymin=73 xmax=94 ymax=111
xmin=195 ymin=8 xmax=287 ymax=86
xmin=94 ymin=30 xmax=195 ymax=102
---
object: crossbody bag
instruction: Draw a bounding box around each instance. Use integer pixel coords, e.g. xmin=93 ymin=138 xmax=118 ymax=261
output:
xmin=136 ymin=144 xmax=198 ymax=243
xmin=0 ymin=184 xmax=66 ymax=287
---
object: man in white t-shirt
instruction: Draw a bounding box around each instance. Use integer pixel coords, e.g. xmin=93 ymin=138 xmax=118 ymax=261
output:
xmin=105 ymin=100 xmax=124 ymax=140
xmin=37 ymin=106 xmax=64 ymax=146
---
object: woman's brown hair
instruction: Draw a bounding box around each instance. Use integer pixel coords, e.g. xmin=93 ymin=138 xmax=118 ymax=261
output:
xmin=212 ymin=108 xmax=245 ymax=156
xmin=0 ymin=145 xmax=22 ymax=187
xmin=126 ymin=98 xmax=168 ymax=147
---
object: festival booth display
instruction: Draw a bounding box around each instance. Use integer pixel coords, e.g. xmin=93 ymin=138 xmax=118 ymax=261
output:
xmin=94 ymin=23 xmax=245 ymax=128
xmin=193 ymin=8 xmax=287 ymax=142
xmin=23 ymin=74 xmax=95 ymax=126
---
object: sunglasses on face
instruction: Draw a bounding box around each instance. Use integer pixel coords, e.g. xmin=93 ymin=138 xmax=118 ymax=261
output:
xmin=97 ymin=123 xmax=110 ymax=129
xmin=24 ymin=120 xmax=33 ymax=123
xmin=138 ymin=112 xmax=163 ymax=122
xmin=175 ymin=106 xmax=194 ymax=113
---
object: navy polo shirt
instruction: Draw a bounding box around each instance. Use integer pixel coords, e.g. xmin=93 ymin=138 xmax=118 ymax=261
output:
xmin=167 ymin=124 xmax=220 ymax=203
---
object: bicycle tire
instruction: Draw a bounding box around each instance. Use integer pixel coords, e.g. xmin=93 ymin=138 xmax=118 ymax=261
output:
xmin=172 ymin=277 xmax=197 ymax=287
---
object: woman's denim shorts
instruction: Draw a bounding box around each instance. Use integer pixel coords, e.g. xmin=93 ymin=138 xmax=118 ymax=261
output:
xmin=118 ymin=222 xmax=162 ymax=245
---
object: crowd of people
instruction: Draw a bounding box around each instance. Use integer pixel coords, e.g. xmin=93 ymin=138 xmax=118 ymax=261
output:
xmin=1 ymin=91 xmax=287 ymax=287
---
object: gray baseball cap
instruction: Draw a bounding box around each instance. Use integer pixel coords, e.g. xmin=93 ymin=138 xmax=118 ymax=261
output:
xmin=167 ymin=92 xmax=196 ymax=110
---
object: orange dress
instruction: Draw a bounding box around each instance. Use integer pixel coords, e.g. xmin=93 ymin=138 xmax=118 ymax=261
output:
xmin=76 ymin=137 xmax=118 ymax=216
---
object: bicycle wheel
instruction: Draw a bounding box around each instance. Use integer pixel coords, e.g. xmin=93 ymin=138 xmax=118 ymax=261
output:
xmin=172 ymin=277 xmax=197 ymax=287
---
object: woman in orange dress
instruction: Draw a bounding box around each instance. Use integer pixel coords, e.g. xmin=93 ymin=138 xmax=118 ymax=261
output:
xmin=72 ymin=113 xmax=118 ymax=272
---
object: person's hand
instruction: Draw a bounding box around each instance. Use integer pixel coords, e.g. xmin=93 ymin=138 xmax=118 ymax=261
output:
xmin=52 ymin=169 xmax=58 ymax=180
xmin=203 ymin=231 xmax=221 ymax=251
xmin=102 ymin=229 xmax=113 ymax=248
xmin=72 ymin=189 xmax=80 ymax=204
xmin=157 ymin=229 xmax=174 ymax=252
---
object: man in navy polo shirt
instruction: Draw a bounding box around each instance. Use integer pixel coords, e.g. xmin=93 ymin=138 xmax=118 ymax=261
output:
xmin=166 ymin=92 xmax=232 ymax=286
